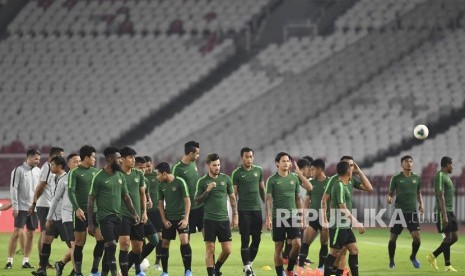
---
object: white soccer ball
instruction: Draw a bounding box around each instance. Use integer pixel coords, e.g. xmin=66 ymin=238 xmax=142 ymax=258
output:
xmin=413 ymin=124 xmax=429 ymax=140
xmin=140 ymin=258 xmax=150 ymax=272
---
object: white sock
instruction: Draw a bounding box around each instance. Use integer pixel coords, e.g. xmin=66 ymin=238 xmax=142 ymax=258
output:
xmin=22 ymin=257 xmax=29 ymax=264
xmin=7 ymin=257 xmax=13 ymax=263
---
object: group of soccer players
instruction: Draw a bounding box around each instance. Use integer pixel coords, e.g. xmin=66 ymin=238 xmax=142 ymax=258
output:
xmin=4 ymin=140 xmax=459 ymax=276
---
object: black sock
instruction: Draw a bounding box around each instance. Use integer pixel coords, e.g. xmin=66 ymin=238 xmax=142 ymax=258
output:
xmin=411 ymin=241 xmax=420 ymax=259
xmin=433 ymin=242 xmax=449 ymax=257
xmin=155 ymin=242 xmax=162 ymax=265
xmin=444 ymin=244 xmax=451 ymax=266
xmin=215 ymin=260 xmax=224 ymax=272
xmin=319 ymin=243 xmax=328 ymax=268
xmin=92 ymin=240 xmax=104 ymax=273
xmin=275 ymin=265 xmax=284 ymax=276
xmin=141 ymin=242 xmax=156 ymax=259
xmin=181 ymin=244 xmax=192 ymax=271
xmin=74 ymin=245 xmax=84 ymax=273
xmin=105 ymin=244 xmax=117 ymax=275
xmin=388 ymin=240 xmax=396 ymax=263
xmin=207 ymin=267 xmax=216 ymax=276
xmin=249 ymin=235 xmax=261 ymax=262
xmin=241 ymin=247 xmax=250 ymax=266
xmin=119 ymin=250 xmax=129 ymax=276
xmin=160 ymin=247 xmax=169 ymax=273
xmin=283 ymin=242 xmax=291 ymax=258
xmin=287 ymin=257 xmax=297 ymax=272
xmin=133 ymin=253 xmax=142 ymax=273
xmin=349 ymin=254 xmax=359 ymax=276
xmin=102 ymin=250 xmax=109 ymax=274
xmin=250 ymin=247 xmax=258 ymax=263
xmin=324 ymin=254 xmax=337 ymax=276
xmin=40 ymin=243 xmax=51 ymax=270
xmin=127 ymin=251 xmax=135 ymax=271
xmin=298 ymin=243 xmax=310 ymax=267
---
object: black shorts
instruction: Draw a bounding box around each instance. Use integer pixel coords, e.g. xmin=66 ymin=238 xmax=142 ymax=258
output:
xmin=148 ymin=210 xmax=163 ymax=232
xmin=272 ymin=218 xmax=301 ymax=242
xmin=329 ymin=228 xmax=356 ymax=249
xmin=390 ymin=212 xmax=420 ymax=234
xmin=61 ymin=221 xmax=75 ymax=242
xmin=14 ymin=211 xmax=38 ymax=230
xmin=189 ymin=207 xmax=204 ymax=233
xmin=436 ymin=211 xmax=458 ymax=233
xmin=162 ymin=219 xmax=190 ymax=240
xmin=238 ymin=210 xmax=262 ymax=236
xmin=120 ymin=216 xmax=145 ymax=241
xmin=144 ymin=219 xmax=157 ymax=237
xmin=74 ymin=212 xmax=99 ymax=232
xmin=99 ymin=215 xmax=121 ymax=243
xmin=45 ymin=220 xmax=64 ymax=239
xmin=308 ymin=215 xmax=322 ymax=231
xmin=36 ymin=207 xmax=49 ymax=231
xmin=203 ymin=219 xmax=232 ymax=243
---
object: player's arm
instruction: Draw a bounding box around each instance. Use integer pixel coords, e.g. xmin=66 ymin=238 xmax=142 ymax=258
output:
xmin=144 ymin=177 xmax=153 ymax=209
xmin=259 ymin=180 xmax=266 ymax=203
xmin=195 ymin=180 xmax=215 ymax=204
xmin=139 ymin=185 xmax=147 ymax=223
xmin=123 ymin=193 xmax=139 ymax=224
xmin=296 ymin=193 xmax=304 ymax=228
xmin=338 ymin=202 xmax=365 ymax=234
xmin=158 ymin=199 xmax=171 ymax=228
xmin=417 ymin=178 xmax=424 ymax=214
xmin=29 ymin=166 xmax=49 ymax=214
xmin=0 ymin=202 xmax=12 ymax=211
xmin=353 ymin=162 xmax=373 ymax=192
xmin=47 ymin=180 xmax=65 ymax=222
xmin=435 ymin=173 xmax=448 ymax=227
xmin=87 ymin=194 xmax=96 ymax=236
xmin=294 ymin=161 xmax=312 ymax=191
xmin=229 ymin=193 xmax=238 ymax=228
xmin=387 ymin=176 xmax=396 ymax=204
xmin=68 ymin=169 xmax=85 ymax=221
xmin=10 ymin=168 xmax=21 ymax=216
xmin=265 ymin=177 xmax=273 ymax=230
xmin=304 ymin=195 xmax=311 ymax=210
xmin=179 ymin=178 xmax=191 ymax=229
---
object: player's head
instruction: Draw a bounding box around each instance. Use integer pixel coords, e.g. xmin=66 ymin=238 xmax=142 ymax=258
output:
xmin=240 ymin=147 xmax=254 ymax=168
xmin=184 ymin=141 xmax=200 ymax=162
xmin=400 ymin=155 xmax=413 ymax=171
xmin=155 ymin=162 xmax=171 ymax=182
xmin=103 ymin=146 xmax=122 ymax=172
xmin=336 ymin=161 xmax=351 ymax=177
xmin=49 ymin=147 xmax=64 ymax=158
xmin=340 ymin=155 xmax=354 ymax=173
xmin=50 ymin=156 xmax=67 ymax=174
xmin=302 ymin=156 xmax=314 ymax=164
xmin=26 ymin=148 xmax=41 ymax=167
xmin=297 ymin=158 xmax=312 ymax=178
xmin=67 ymin=153 xmax=81 ymax=171
xmin=206 ymin=153 xmax=221 ymax=176
xmin=275 ymin=152 xmax=292 ymax=171
xmin=144 ymin=156 xmax=153 ymax=172
xmin=120 ymin=146 xmax=137 ymax=169
xmin=135 ymin=156 xmax=147 ymax=172
xmin=310 ymin=159 xmax=325 ymax=178
xmin=441 ymin=156 xmax=453 ymax=173
xmin=79 ymin=145 xmax=96 ymax=167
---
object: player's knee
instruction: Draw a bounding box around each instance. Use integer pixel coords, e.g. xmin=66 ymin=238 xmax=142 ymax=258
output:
xmin=105 ymin=240 xmax=117 ymax=248
xmin=206 ymin=243 xmax=215 ymax=254
xmin=223 ymin=246 xmax=231 ymax=256
xmin=162 ymin=239 xmax=170 ymax=248
xmin=292 ymin=238 xmax=301 ymax=249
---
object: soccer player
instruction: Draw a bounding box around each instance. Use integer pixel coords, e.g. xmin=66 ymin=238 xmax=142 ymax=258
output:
xmin=265 ymin=152 xmax=312 ymax=276
xmin=29 ymin=147 xmax=64 ymax=267
xmin=68 ymin=145 xmax=105 ymax=276
xmin=298 ymin=158 xmax=329 ymax=270
xmin=156 ymin=162 xmax=192 ymax=276
xmin=195 ymin=153 xmax=238 ymax=276
xmin=323 ymin=161 xmax=365 ymax=276
xmin=387 ymin=155 xmax=423 ymax=269
xmin=31 ymin=156 xmax=70 ymax=276
xmin=118 ymin=147 xmax=148 ymax=276
xmin=427 ymin=156 xmax=458 ymax=272
xmin=87 ymin=147 xmax=140 ymax=276
xmin=231 ymin=147 xmax=265 ymax=276
xmin=5 ymin=148 xmax=41 ymax=269
xmin=172 ymin=141 xmax=201 ymax=234
xmin=143 ymin=156 xmax=163 ymax=270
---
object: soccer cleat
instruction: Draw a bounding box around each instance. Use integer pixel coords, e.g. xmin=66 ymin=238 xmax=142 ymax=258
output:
xmin=4 ymin=262 xmax=12 ymax=269
xmin=285 ymin=270 xmax=297 ymax=276
xmin=185 ymin=270 xmax=192 ymax=276
xmin=389 ymin=262 xmax=395 ymax=269
xmin=244 ymin=265 xmax=253 ymax=276
xmin=410 ymin=258 xmax=420 ymax=269
xmin=161 ymin=272 xmax=169 ymax=276
xmin=22 ymin=262 xmax=35 ymax=269
xmin=31 ymin=269 xmax=47 ymax=276
xmin=154 ymin=264 xmax=162 ymax=271
xmin=54 ymin=261 xmax=64 ymax=276
xmin=89 ymin=272 xmax=101 ymax=276
xmin=426 ymin=253 xmax=438 ymax=271
xmin=75 ymin=273 xmax=84 ymax=276
xmin=135 ymin=272 xmax=146 ymax=276
xmin=444 ymin=265 xmax=457 ymax=272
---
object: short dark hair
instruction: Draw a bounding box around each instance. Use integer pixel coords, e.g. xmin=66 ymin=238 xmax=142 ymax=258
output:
xmin=184 ymin=141 xmax=199 ymax=155
xmin=50 ymin=147 xmax=64 ymax=157
xmin=26 ymin=148 xmax=41 ymax=157
xmin=120 ymin=146 xmax=137 ymax=158
xmin=79 ymin=145 xmax=96 ymax=160
xmin=67 ymin=153 xmax=79 ymax=162
xmin=441 ymin=156 xmax=452 ymax=167
xmin=401 ymin=155 xmax=413 ymax=163
xmin=51 ymin=156 xmax=67 ymax=168
xmin=240 ymin=147 xmax=253 ymax=157
xmin=206 ymin=153 xmax=220 ymax=164
xmin=143 ymin=155 xmax=152 ymax=163
xmin=302 ymin=156 xmax=313 ymax=163
xmin=297 ymin=158 xmax=311 ymax=169
xmin=275 ymin=152 xmax=292 ymax=163
xmin=103 ymin=147 xmax=119 ymax=158
xmin=337 ymin=161 xmax=350 ymax=176
xmin=340 ymin=155 xmax=353 ymax=161
xmin=311 ymin=159 xmax=325 ymax=170
xmin=155 ymin=162 xmax=171 ymax=173
xmin=135 ymin=157 xmax=146 ymax=164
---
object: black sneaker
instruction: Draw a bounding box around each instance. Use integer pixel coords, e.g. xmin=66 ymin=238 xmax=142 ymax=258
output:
xmin=22 ymin=262 xmax=35 ymax=269
xmin=4 ymin=262 xmax=12 ymax=269
xmin=54 ymin=261 xmax=64 ymax=276
xmin=31 ymin=269 xmax=47 ymax=276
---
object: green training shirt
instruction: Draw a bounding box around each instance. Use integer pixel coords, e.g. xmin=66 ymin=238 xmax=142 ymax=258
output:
xmin=145 ymin=170 xmax=160 ymax=212
xmin=389 ymin=172 xmax=421 ymax=213
xmin=158 ymin=176 xmax=189 ymax=220
xmin=434 ymin=171 xmax=455 ymax=212
xmin=121 ymin=169 xmax=145 ymax=218
xmin=68 ymin=165 xmax=99 ymax=211
xmin=195 ymin=173 xmax=233 ymax=221
xmin=231 ymin=165 xmax=263 ymax=211
xmin=330 ymin=181 xmax=352 ymax=229
xmin=266 ymin=172 xmax=301 ymax=219
xmin=173 ymin=160 xmax=201 ymax=209
xmin=307 ymin=177 xmax=329 ymax=210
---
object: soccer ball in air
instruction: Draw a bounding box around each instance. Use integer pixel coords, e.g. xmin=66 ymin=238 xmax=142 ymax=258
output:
xmin=413 ymin=124 xmax=429 ymax=140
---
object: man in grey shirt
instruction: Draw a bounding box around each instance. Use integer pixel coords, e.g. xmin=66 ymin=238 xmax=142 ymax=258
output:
xmin=5 ymin=148 xmax=41 ymax=269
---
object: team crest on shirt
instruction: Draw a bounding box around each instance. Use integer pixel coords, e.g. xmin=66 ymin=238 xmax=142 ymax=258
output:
xmin=254 ymin=172 xmax=258 ymax=177
xmin=412 ymin=179 xmax=417 ymax=183
xmin=220 ymin=181 xmax=225 ymax=186
xmin=172 ymin=186 xmax=177 ymax=191
xmin=290 ymin=180 xmax=295 ymax=185
xmin=118 ymin=178 xmax=123 ymax=184
xmin=92 ymin=172 xmax=96 ymax=176
xmin=135 ymin=178 xmax=140 ymax=183
xmin=194 ymin=167 xmax=198 ymax=171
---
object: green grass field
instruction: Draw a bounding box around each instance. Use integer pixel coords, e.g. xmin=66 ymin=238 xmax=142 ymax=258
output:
xmin=0 ymin=229 xmax=463 ymax=276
